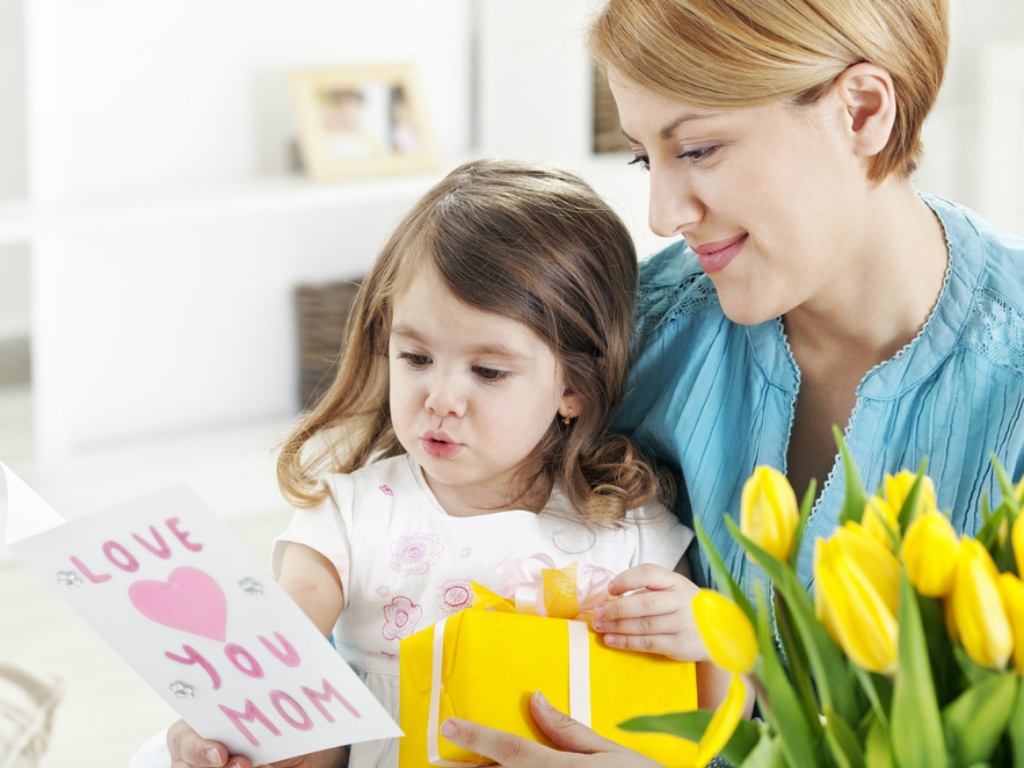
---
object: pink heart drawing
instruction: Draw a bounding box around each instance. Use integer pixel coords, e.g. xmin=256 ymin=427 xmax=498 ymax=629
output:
xmin=128 ymin=566 xmax=227 ymax=642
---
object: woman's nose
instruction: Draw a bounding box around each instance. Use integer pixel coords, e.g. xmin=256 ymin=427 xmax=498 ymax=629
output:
xmin=648 ymin=165 xmax=703 ymax=239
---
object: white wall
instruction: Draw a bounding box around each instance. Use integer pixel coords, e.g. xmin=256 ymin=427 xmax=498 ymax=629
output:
xmin=15 ymin=0 xmax=476 ymax=452
xmin=35 ymin=0 xmax=472 ymax=196
xmin=0 ymin=0 xmax=26 ymax=200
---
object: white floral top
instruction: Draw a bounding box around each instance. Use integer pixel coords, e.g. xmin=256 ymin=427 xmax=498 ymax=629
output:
xmin=272 ymin=453 xmax=692 ymax=768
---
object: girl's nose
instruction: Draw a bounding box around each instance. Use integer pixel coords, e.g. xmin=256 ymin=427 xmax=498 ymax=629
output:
xmin=425 ymin=376 xmax=466 ymax=418
xmin=648 ymin=165 xmax=704 ymax=239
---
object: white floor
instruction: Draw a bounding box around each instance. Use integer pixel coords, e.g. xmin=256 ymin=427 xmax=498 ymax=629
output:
xmin=0 ymin=385 xmax=297 ymax=768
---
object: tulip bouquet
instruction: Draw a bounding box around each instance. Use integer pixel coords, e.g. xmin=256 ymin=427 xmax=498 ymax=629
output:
xmin=621 ymin=431 xmax=1024 ymax=768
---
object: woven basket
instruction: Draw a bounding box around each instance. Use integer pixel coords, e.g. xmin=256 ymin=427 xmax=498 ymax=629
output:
xmin=295 ymin=278 xmax=363 ymax=410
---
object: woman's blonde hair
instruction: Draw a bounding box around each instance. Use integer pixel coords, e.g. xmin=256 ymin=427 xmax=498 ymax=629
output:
xmin=278 ymin=159 xmax=669 ymax=526
xmin=589 ymin=0 xmax=949 ymax=180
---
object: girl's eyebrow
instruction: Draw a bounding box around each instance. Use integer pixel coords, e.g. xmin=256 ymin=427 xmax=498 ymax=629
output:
xmin=391 ymin=325 xmax=526 ymax=359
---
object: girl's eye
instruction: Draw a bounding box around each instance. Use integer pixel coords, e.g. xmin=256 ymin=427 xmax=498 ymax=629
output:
xmin=628 ymin=155 xmax=650 ymax=172
xmin=676 ymin=145 xmax=718 ymax=163
xmin=399 ymin=352 xmax=430 ymax=368
xmin=474 ymin=366 xmax=510 ymax=382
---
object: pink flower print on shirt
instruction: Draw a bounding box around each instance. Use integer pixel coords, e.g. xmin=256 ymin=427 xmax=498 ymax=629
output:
xmin=434 ymin=578 xmax=473 ymax=617
xmin=382 ymin=596 xmax=422 ymax=641
xmin=390 ymin=533 xmax=443 ymax=576
xmin=380 ymin=485 xmax=394 ymax=496
xmin=460 ymin=547 xmax=471 ymax=559
xmin=376 ymin=585 xmax=390 ymax=598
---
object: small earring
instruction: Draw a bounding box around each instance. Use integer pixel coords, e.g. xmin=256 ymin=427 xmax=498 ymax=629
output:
xmin=561 ymin=409 xmax=572 ymax=426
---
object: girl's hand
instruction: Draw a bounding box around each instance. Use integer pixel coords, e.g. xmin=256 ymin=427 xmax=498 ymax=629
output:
xmin=167 ymin=718 xmax=344 ymax=768
xmin=439 ymin=691 xmax=664 ymax=768
xmin=591 ymin=563 xmax=706 ymax=662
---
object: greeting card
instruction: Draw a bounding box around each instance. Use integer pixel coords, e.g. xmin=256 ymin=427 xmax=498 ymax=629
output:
xmin=1 ymin=462 xmax=401 ymax=765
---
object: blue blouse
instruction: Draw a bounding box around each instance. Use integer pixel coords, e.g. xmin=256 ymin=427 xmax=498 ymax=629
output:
xmin=612 ymin=194 xmax=1024 ymax=600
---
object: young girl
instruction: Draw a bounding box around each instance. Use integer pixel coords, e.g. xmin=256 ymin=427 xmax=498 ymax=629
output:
xmin=160 ymin=159 xmax=705 ymax=768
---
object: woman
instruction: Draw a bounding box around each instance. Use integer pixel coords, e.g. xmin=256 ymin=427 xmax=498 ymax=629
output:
xmin=166 ymin=0 xmax=1024 ymax=765
xmin=441 ymin=0 xmax=1024 ymax=763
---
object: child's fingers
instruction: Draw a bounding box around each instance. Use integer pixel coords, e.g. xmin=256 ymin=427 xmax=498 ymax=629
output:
xmin=592 ymin=612 xmax=685 ymax=637
xmin=607 ymin=563 xmax=682 ymax=596
xmin=600 ymin=631 xmax=688 ymax=658
xmin=595 ymin=587 xmax=687 ymax=623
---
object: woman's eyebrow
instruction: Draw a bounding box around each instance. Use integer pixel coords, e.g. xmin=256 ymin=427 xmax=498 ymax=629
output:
xmin=620 ymin=111 xmax=726 ymax=143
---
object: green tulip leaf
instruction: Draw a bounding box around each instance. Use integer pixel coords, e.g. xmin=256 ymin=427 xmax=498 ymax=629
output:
xmin=991 ymin=454 xmax=1020 ymax=516
xmin=1009 ymin=677 xmax=1024 ymax=768
xmin=865 ymin=713 xmax=895 ymax=768
xmin=952 ymin=644 xmax=998 ymax=687
xmin=694 ymin=516 xmax=757 ymax=625
xmin=823 ymin=705 xmax=866 ymax=768
xmin=851 ymin=666 xmax=892 ymax=731
xmin=618 ymin=709 xmax=761 ymax=765
xmin=773 ymin=590 xmax=819 ymax=728
xmin=752 ymin=586 xmax=821 ymax=768
xmin=787 ymin=478 xmax=816 ymax=570
xmin=975 ymin=504 xmax=1007 ymax=552
xmin=726 ymin=516 xmax=860 ymax=726
xmin=891 ymin=575 xmax=948 ymax=768
xmin=941 ymin=673 xmax=1018 ymax=767
xmin=918 ymin=595 xmax=957 ymax=707
xmin=896 ymin=458 xmax=929 ymax=533
xmin=834 ymin=426 xmax=869 ymax=526
xmin=739 ymin=730 xmax=788 ymax=768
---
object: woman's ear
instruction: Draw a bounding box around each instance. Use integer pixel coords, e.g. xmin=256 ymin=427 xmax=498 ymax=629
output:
xmin=832 ymin=62 xmax=897 ymax=161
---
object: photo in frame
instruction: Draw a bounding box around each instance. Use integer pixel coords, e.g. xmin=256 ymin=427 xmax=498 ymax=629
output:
xmin=289 ymin=64 xmax=440 ymax=181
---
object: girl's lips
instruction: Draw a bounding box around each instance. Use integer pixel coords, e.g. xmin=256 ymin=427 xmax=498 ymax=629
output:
xmin=691 ymin=234 xmax=748 ymax=274
xmin=421 ymin=437 xmax=464 ymax=459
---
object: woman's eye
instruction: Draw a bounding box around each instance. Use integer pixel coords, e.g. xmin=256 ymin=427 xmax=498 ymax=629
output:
xmin=474 ymin=366 xmax=509 ymax=382
xmin=627 ymin=155 xmax=650 ymax=171
xmin=676 ymin=145 xmax=718 ymax=163
xmin=399 ymin=352 xmax=430 ymax=367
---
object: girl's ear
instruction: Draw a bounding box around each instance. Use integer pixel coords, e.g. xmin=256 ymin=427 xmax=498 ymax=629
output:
xmin=558 ymin=390 xmax=584 ymax=422
xmin=831 ymin=62 xmax=898 ymax=161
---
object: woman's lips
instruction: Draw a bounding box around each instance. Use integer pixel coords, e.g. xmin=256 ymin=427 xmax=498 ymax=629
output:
xmin=421 ymin=437 xmax=464 ymax=459
xmin=691 ymin=234 xmax=748 ymax=274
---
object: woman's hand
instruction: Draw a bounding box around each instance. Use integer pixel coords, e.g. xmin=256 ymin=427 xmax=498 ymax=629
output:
xmin=167 ymin=718 xmax=344 ymax=768
xmin=591 ymin=564 xmax=706 ymax=662
xmin=439 ymin=691 xmax=664 ymax=767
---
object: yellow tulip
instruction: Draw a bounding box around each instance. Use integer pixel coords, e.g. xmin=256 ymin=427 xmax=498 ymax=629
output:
xmin=884 ymin=470 xmax=937 ymax=520
xmin=814 ymin=536 xmax=899 ymax=674
xmin=695 ymin=673 xmax=746 ymax=768
xmin=999 ymin=572 xmax=1024 ymax=674
xmin=832 ymin=521 xmax=900 ymax=614
xmin=901 ymin=510 xmax=960 ymax=597
xmin=950 ymin=538 xmax=1013 ymax=669
xmin=1013 ymin=514 xmax=1024 ymax=575
xmin=692 ymin=590 xmax=758 ymax=674
xmin=740 ymin=466 xmax=799 ymax=561
xmin=862 ymin=495 xmax=899 ymax=550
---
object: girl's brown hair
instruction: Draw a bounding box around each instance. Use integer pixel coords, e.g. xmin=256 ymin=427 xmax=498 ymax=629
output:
xmin=589 ymin=0 xmax=949 ymax=181
xmin=278 ymin=159 xmax=668 ymax=526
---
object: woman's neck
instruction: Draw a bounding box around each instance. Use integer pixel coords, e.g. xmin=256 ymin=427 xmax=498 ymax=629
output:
xmin=783 ymin=180 xmax=949 ymax=370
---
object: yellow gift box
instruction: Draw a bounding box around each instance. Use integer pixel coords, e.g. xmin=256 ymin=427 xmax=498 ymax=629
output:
xmin=398 ymin=573 xmax=698 ymax=767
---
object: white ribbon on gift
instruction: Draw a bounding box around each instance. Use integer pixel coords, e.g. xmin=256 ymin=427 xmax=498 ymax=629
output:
xmin=493 ymin=553 xmax=616 ymax=619
xmin=425 ymin=615 xmax=591 ymax=767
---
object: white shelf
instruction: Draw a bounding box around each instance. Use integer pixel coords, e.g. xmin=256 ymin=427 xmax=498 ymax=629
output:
xmin=0 ymin=169 xmax=454 ymax=244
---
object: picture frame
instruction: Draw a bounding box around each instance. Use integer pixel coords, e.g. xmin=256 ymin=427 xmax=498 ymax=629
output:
xmin=289 ymin=64 xmax=440 ymax=181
